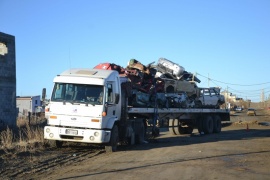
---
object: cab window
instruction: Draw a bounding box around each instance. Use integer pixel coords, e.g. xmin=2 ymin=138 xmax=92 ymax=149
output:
xmin=106 ymin=84 xmax=113 ymax=103
xmin=209 ymin=89 xmax=216 ymax=96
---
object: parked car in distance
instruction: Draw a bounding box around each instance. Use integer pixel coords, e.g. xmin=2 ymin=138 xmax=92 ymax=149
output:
xmin=235 ymin=107 xmax=243 ymax=111
xmin=247 ymin=108 xmax=256 ymax=116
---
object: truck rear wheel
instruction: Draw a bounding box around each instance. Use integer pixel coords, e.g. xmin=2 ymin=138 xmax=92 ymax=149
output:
xmin=105 ymin=125 xmax=119 ymax=153
xmin=183 ymin=126 xmax=194 ymax=134
xmin=178 ymin=121 xmax=194 ymax=135
xmin=213 ymin=115 xmax=222 ymax=133
xmin=169 ymin=119 xmax=177 ymax=135
xmin=178 ymin=126 xmax=186 ymax=134
xmin=169 ymin=119 xmax=181 ymax=135
xmin=135 ymin=121 xmax=146 ymax=144
xmin=203 ymin=115 xmax=214 ymax=134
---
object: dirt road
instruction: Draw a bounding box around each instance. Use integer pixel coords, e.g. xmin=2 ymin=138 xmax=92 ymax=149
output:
xmin=1 ymin=110 xmax=270 ymax=180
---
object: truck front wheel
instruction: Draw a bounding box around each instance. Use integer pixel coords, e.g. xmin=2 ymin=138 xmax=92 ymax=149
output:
xmin=105 ymin=125 xmax=119 ymax=153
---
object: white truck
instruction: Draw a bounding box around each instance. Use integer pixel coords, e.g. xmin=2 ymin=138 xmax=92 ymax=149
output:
xmin=44 ymin=68 xmax=230 ymax=152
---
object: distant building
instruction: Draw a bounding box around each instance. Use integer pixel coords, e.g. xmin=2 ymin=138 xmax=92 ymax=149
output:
xmin=0 ymin=32 xmax=16 ymax=128
xmin=235 ymin=97 xmax=243 ymax=102
xmin=221 ymin=91 xmax=239 ymax=102
xmin=16 ymin=96 xmax=44 ymax=117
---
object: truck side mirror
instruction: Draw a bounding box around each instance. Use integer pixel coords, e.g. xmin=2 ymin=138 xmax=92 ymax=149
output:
xmin=42 ymin=88 xmax=46 ymax=101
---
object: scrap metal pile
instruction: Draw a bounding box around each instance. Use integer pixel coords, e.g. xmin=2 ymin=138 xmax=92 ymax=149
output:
xmin=94 ymin=58 xmax=201 ymax=108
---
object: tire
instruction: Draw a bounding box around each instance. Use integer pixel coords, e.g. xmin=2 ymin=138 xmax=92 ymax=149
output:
xmin=169 ymin=119 xmax=177 ymax=135
xmin=213 ymin=115 xmax=222 ymax=133
xmin=173 ymin=119 xmax=181 ymax=135
xmin=178 ymin=122 xmax=193 ymax=135
xmin=178 ymin=126 xmax=186 ymax=134
xmin=105 ymin=125 xmax=119 ymax=153
xmin=203 ymin=115 xmax=214 ymax=134
xmin=169 ymin=118 xmax=181 ymax=135
xmin=135 ymin=121 xmax=146 ymax=144
xmin=183 ymin=126 xmax=194 ymax=134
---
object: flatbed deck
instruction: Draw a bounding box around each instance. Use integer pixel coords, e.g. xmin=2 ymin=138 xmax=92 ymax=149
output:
xmin=128 ymin=107 xmax=230 ymax=114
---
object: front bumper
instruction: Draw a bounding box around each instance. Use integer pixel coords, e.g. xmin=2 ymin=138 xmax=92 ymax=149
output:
xmin=44 ymin=126 xmax=111 ymax=144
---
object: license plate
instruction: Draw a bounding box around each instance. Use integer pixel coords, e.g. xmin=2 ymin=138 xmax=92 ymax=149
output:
xmin=66 ymin=129 xmax=78 ymax=135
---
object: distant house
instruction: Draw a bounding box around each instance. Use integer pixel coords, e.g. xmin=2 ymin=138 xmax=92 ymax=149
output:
xmin=16 ymin=96 xmax=44 ymax=117
xmin=221 ymin=91 xmax=238 ymax=102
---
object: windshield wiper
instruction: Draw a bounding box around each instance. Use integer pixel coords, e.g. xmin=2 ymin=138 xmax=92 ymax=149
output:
xmin=63 ymin=100 xmax=74 ymax=105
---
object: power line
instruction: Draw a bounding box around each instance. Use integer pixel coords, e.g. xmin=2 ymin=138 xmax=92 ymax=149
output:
xmin=228 ymin=86 xmax=270 ymax=92
xmin=228 ymin=87 xmax=270 ymax=95
xmin=197 ymin=73 xmax=270 ymax=102
xmin=197 ymin=73 xmax=270 ymax=86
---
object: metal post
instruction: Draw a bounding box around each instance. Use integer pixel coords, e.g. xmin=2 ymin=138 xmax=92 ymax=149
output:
xmin=28 ymin=111 xmax=31 ymax=125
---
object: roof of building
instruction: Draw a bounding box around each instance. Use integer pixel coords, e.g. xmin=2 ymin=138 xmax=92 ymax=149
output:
xmin=16 ymin=95 xmax=40 ymax=99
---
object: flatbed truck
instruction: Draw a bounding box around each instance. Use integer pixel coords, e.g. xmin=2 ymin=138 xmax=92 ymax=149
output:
xmin=44 ymin=68 xmax=230 ymax=152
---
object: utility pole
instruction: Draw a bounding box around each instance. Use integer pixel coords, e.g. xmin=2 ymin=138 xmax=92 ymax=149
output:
xmin=226 ymin=86 xmax=229 ymax=109
xmin=261 ymin=89 xmax=265 ymax=108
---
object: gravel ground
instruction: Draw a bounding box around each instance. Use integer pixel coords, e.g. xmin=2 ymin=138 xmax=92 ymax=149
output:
xmin=1 ymin=109 xmax=270 ymax=180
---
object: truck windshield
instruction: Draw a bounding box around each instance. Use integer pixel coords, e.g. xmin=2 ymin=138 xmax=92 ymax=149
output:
xmin=51 ymin=83 xmax=104 ymax=105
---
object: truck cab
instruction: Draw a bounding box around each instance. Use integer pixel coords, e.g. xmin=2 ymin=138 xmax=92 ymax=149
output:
xmin=44 ymin=69 xmax=122 ymax=150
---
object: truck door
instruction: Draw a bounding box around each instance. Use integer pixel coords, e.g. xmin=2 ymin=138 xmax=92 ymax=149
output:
xmin=105 ymin=83 xmax=117 ymax=119
xmin=209 ymin=88 xmax=218 ymax=105
xmin=202 ymin=88 xmax=210 ymax=105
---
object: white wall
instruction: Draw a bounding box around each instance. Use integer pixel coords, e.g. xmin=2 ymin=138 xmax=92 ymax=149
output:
xmin=17 ymin=96 xmax=42 ymax=116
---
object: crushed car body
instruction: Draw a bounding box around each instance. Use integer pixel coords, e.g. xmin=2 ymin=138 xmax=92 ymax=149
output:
xmin=94 ymin=58 xmax=225 ymax=109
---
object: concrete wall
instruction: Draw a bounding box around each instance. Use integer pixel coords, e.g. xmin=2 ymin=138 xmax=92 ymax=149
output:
xmin=0 ymin=32 xmax=16 ymax=128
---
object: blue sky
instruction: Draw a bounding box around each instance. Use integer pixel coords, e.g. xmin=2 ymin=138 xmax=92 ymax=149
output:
xmin=1 ymin=0 xmax=270 ymax=102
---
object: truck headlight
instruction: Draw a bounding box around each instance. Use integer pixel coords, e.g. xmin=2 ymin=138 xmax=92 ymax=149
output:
xmin=94 ymin=132 xmax=99 ymax=137
xmin=49 ymin=133 xmax=54 ymax=138
xmin=46 ymin=128 xmax=50 ymax=133
xmin=90 ymin=136 xmax=95 ymax=141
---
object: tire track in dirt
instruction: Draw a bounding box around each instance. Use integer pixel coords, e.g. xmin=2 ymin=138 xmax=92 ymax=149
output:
xmin=0 ymin=147 xmax=104 ymax=179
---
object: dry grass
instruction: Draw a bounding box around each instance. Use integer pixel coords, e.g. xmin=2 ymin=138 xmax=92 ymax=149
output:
xmin=0 ymin=126 xmax=14 ymax=149
xmin=0 ymin=117 xmax=47 ymax=154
